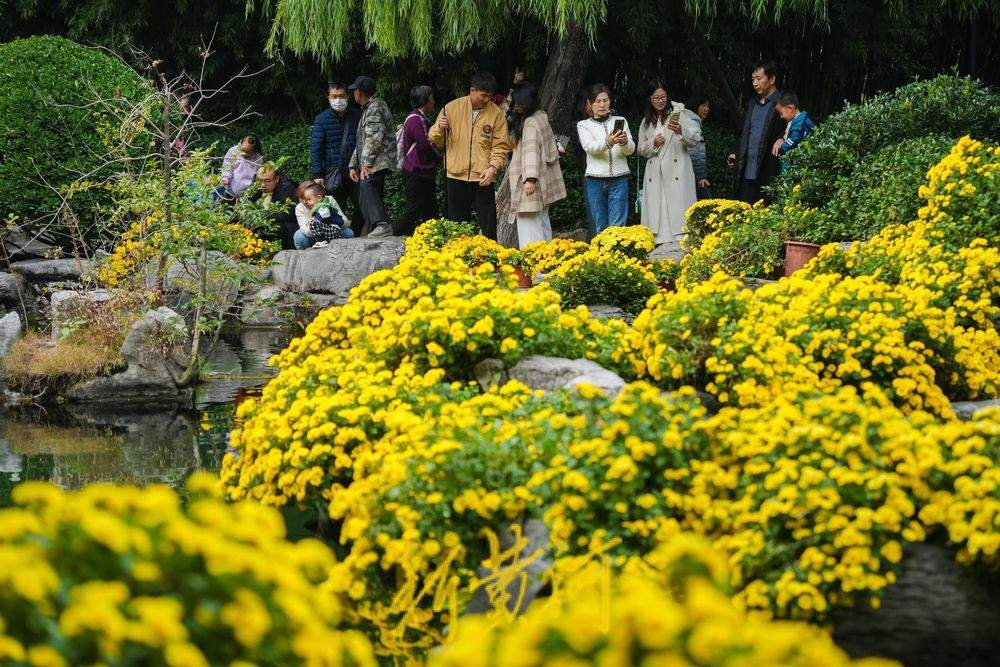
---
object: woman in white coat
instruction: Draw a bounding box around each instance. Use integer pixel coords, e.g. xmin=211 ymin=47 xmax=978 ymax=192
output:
xmin=637 ymin=79 xmax=700 ymax=247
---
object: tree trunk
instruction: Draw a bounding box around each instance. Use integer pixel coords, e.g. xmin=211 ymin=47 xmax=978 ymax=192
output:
xmin=539 ymin=23 xmax=594 ymax=136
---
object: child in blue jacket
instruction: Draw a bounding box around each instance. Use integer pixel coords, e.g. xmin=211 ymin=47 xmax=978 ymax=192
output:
xmin=772 ymin=92 xmax=815 ymax=173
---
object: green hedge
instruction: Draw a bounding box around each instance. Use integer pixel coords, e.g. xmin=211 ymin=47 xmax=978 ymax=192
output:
xmin=773 ymin=75 xmax=1000 ymax=209
xmin=793 ymin=135 xmax=955 ymax=243
xmin=0 ymin=36 xmax=148 ymax=237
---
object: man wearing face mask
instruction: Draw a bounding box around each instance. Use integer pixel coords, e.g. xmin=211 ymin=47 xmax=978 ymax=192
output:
xmin=310 ymin=82 xmax=364 ymax=235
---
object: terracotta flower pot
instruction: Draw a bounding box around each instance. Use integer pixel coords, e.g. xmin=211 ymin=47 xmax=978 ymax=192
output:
xmin=513 ymin=266 xmax=533 ymax=288
xmin=784 ymin=240 xmax=822 ymax=277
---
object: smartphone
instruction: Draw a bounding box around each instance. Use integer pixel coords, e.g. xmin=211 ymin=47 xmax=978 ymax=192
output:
xmin=612 ymin=118 xmax=625 ymax=135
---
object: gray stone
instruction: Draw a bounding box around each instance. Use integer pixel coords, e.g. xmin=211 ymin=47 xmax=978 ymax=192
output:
xmin=49 ymin=289 xmax=114 ymax=341
xmin=10 ymin=258 xmax=93 ymax=283
xmin=65 ymin=307 xmax=191 ymax=407
xmin=509 ymin=356 xmax=623 ymax=394
xmin=465 ymin=519 xmax=552 ymax=615
xmin=742 ymin=277 xmax=777 ymax=290
xmin=0 ymin=272 xmax=28 ymax=309
xmin=474 ymin=358 xmax=509 ymax=391
xmin=159 ymin=252 xmax=240 ymax=311
xmin=648 ymin=241 xmax=685 ymax=262
xmin=0 ymin=312 xmax=23 ymax=359
xmin=303 ymin=292 xmax=342 ymax=310
xmin=832 ymin=542 xmax=1000 ymax=667
xmin=2 ymin=225 xmax=58 ymax=261
xmin=555 ymin=227 xmax=589 ymax=243
xmin=270 ymin=238 xmax=405 ymax=298
xmin=565 ymin=369 xmax=626 ymax=399
xmin=587 ymin=304 xmax=635 ymax=325
xmin=242 ymin=285 xmax=297 ymax=327
xmin=951 ymin=399 xmax=1000 ymax=421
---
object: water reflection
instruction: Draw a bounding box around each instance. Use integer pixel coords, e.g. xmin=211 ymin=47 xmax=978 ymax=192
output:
xmin=0 ymin=327 xmax=292 ymax=506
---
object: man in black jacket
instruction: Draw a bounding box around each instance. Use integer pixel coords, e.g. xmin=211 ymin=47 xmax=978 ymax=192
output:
xmin=310 ymin=82 xmax=363 ymax=234
xmin=728 ymin=61 xmax=787 ymax=204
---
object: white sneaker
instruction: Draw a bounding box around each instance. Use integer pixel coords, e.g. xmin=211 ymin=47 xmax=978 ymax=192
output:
xmin=312 ymin=241 xmax=329 ymax=249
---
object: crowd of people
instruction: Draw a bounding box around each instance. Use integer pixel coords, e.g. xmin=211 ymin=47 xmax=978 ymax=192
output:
xmin=218 ymin=61 xmax=815 ymax=251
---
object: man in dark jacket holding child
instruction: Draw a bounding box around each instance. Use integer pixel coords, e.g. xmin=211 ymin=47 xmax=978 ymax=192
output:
xmin=727 ymin=60 xmax=788 ymax=205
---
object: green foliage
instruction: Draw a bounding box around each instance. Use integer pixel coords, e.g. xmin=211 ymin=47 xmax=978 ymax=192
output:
xmin=0 ymin=35 xmax=147 ymax=237
xmin=549 ymin=251 xmax=658 ymax=314
xmin=255 ymin=0 xmax=610 ymax=61
xmin=264 ymin=124 xmax=311 ymax=183
xmin=774 ymin=75 xmax=1000 ymax=208
xmin=793 ymin=135 xmax=955 ymax=243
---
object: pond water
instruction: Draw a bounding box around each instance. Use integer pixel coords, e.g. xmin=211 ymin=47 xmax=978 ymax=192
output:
xmin=0 ymin=328 xmax=293 ymax=507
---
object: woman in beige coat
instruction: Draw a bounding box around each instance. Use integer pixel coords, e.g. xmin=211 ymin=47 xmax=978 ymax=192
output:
xmin=637 ymin=79 xmax=700 ymax=247
xmin=508 ymin=83 xmax=566 ymax=248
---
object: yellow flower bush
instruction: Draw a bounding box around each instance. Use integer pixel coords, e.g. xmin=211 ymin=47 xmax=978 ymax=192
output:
xmin=431 ymin=535 xmax=897 ymax=667
xmin=683 ymin=198 xmax=751 ymax=249
xmin=630 ymin=272 xmax=750 ymax=386
xmin=96 ymin=218 xmax=275 ymax=288
xmin=0 ymin=473 xmax=374 ymax=667
xmin=590 ymin=224 xmax=656 ymax=259
xmin=222 ymin=249 xmax=633 ymax=511
xmin=548 ymin=249 xmax=659 ymax=314
xmin=678 ymin=203 xmax=784 ymax=286
xmin=404 ymin=218 xmax=477 ymax=257
xmin=522 ymin=237 xmax=589 ymax=275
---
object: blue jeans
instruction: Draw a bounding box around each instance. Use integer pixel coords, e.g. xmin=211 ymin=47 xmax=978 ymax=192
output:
xmin=585 ymin=176 xmax=629 ymax=233
xmin=293 ymin=227 xmax=355 ymax=249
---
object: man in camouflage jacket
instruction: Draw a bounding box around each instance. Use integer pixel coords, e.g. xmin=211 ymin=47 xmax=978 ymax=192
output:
xmin=348 ymin=75 xmax=397 ymax=237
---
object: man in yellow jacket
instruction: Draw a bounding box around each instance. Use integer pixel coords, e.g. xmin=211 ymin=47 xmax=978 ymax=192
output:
xmin=429 ymin=72 xmax=511 ymax=240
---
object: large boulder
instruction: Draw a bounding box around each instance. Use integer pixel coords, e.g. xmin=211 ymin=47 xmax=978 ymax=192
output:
xmin=833 ymin=542 xmax=1000 ymax=666
xmin=49 ymin=289 xmax=114 ymax=341
xmin=65 ymin=307 xmax=192 ymax=407
xmin=270 ymin=238 xmax=405 ymax=302
xmin=508 ymin=355 xmax=626 ymax=398
xmin=0 ymin=311 xmax=23 ymax=359
xmin=9 ymin=258 xmax=92 ymax=283
xmin=465 ymin=519 xmax=552 ymax=615
xmin=241 ymin=285 xmax=298 ymax=327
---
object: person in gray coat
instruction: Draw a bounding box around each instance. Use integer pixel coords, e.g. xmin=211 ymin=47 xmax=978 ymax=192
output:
xmin=684 ymin=95 xmax=711 ymax=199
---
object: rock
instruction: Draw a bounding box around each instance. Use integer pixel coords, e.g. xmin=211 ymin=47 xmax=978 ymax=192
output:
xmin=474 ymin=358 xmax=509 ymax=391
xmin=10 ymin=258 xmax=92 ymax=283
xmin=270 ymin=238 xmax=405 ymax=299
xmin=65 ymin=307 xmax=192 ymax=407
xmin=303 ymin=292 xmax=341 ymax=310
xmin=587 ymin=304 xmax=635 ymax=325
xmin=465 ymin=519 xmax=552 ymax=615
xmin=2 ymin=224 xmax=58 ymax=261
xmin=509 ymin=356 xmax=625 ymax=396
xmin=555 ymin=227 xmax=589 ymax=243
xmin=648 ymin=241 xmax=685 ymax=262
xmin=158 ymin=252 xmax=240 ymax=311
xmin=241 ymin=285 xmax=295 ymax=327
xmin=832 ymin=542 xmax=1000 ymax=667
xmin=49 ymin=289 xmax=114 ymax=341
xmin=0 ymin=312 xmax=23 ymax=359
xmin=565 ymin=369 xmax=626 ymax=398
xmin=743 ymin=277 xmax=777 ymax=290
xmin=951 ymin=399 xmax=1000 ymax=421
xmin=0 ymin=272 xmax=28 ymax=309
xmin=696 ymin=391 xmax=721 ymax=414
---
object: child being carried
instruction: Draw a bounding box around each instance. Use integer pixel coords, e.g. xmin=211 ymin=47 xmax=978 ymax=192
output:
xmin=295 ymin=183 xmax=355 ymax=249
